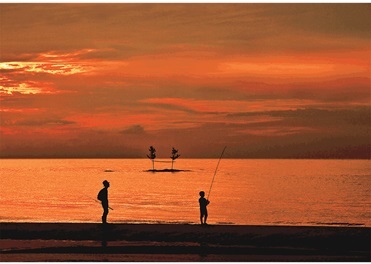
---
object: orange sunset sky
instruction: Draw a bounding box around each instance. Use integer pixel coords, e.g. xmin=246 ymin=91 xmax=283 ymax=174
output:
xmin=0 ymin=3 xmax=370 ymax=158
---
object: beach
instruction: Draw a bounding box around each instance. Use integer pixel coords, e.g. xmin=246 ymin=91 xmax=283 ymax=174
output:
xmin=1 ymin=223 xmax=370 ymax=261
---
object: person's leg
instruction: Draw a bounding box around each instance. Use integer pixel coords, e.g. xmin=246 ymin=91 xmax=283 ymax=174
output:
xmin=102 ymin=204 xmax=109 ymax=223
xmin=204 ymin=211 xmax=208 ymax=224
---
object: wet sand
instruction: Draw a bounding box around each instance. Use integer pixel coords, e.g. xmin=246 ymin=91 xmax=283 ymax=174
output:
xmin=1 ymin=223 xmax=370 ymax=261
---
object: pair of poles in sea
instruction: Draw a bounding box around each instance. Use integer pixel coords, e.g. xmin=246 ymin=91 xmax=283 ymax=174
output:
xmin=87 ymin=146 xmax=227 ymax=211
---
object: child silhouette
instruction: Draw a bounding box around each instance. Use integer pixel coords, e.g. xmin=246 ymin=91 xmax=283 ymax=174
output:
xmin=199 ymin=191 xmax=210 ymax=225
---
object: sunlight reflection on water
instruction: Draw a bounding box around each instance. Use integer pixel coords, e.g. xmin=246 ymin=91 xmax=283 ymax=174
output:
xmin=0 ymin=159 xmax=370 ymax=226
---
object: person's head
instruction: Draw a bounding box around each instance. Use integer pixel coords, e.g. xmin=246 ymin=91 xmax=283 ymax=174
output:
xmin=103 ymin=180 xmax=110 ymax=188
xmin=199 ymin=191 xmax=205 ymax=197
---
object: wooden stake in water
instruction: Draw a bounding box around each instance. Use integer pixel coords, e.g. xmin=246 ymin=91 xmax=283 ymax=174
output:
xmin=207 ymin=146 xmax=227 ymax=200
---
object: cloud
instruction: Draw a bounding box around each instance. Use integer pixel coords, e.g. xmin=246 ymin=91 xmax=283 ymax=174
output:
xmin=2 ymin=4 xmax=369 ymax=57
xmin=0 ymin=4 xmax=369 ymax=158
xmin=0 ymin=75 xmax=58 ymax=95
xmin=0 ymin=49 xmax=103 ymax=97
xmin=0 ymin=50 xmax=96 ymax=76
xmin=120 ymin=124 xmax=146 ymax=135
xmin=141 ymin=97 xmax=334 ymax=115
xmin=276 ymin=4 xmax=371 ymax=39
xmin=227 ymin=107 xmax=370 ymax=131
xmin=3 ymin=118 xmax=76 ymax=127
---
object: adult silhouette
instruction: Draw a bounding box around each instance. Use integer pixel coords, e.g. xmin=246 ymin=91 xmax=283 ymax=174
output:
xmin=97 ymin=180 xmax=110 ymax=224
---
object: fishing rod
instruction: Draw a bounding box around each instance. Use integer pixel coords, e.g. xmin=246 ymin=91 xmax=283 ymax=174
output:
xmin=84 ymin=195 xmax=114 ymax=210
xmin=207 ymin=146 xmax=227 ymax=200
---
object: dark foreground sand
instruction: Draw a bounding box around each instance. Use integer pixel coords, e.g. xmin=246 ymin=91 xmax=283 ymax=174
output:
xmin=1 ymin=223 xmax=370 ymax=261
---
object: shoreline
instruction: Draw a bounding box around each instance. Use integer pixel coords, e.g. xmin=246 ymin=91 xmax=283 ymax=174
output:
xmin=1 ymin=222 xmax=370 ymax=261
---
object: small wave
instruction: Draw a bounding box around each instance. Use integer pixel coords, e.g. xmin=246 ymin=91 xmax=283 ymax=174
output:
xmin=110 ymin=219 xmax=196 ymax=225
xmin=265 ymin=220 xmax=367 ymax=227
xmin=309 ymin=222 xmax=365 ymax=227
xmin=216 ymin=222 xmax=235 ymax=225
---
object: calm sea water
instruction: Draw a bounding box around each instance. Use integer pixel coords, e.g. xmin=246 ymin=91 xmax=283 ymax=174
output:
xmin=0 ymin=159 xmax=370 ymax=227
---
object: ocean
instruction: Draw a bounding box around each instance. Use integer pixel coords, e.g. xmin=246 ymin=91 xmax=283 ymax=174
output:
xmin=0 ymin=159 xmax=370 ymax=227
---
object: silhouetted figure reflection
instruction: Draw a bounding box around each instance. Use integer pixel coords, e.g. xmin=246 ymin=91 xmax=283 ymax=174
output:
xmin=98 ymin=180 xmax=110 ymax=224
xmin=199 ymin=191 xmax=210 ymax=225
xmin=101 ymin=238 xmax=107 ymax=248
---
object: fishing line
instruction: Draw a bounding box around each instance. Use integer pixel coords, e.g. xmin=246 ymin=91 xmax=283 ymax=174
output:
xmin=207 ymin=146 xmax=227 ymax=200
xmin=84 ymin=194 xmax=114 ymax=210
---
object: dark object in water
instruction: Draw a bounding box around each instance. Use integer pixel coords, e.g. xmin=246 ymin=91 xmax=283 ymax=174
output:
xmin=104 ymin=169 xmax=114 ymax=172
xmin=145 ymin=169 xmax=191 ymax=173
